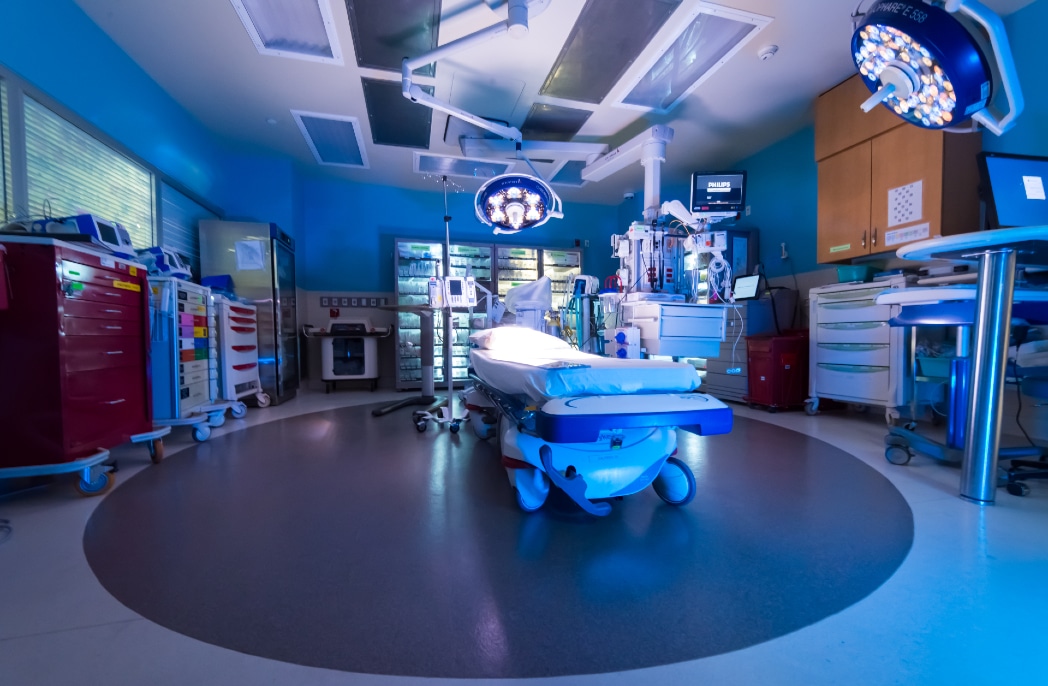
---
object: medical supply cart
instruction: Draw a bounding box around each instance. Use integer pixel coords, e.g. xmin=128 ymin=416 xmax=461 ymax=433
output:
xmin=148 ymin=277 xmax=219 ymax=441
xmin=315 ymin=317 xmax=387 ymax=392
xmin=212 ymin=294 xmax=269 ymax=412
xmin=806 ymin=276 xmax=910 ymax=423
xmin=745 ymin=332 xmax=809 ymax=411
xmin=0 ymin=236 xmax=162 ymax=494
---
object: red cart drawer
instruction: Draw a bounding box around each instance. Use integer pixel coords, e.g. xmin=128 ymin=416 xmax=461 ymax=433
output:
xmin=62 ymin=297 xmax=141 ymax=321
xmin=64 ymin=335 xmax=144 ymax=372
xmin=62 ymin=316 xmax=137 ymax=336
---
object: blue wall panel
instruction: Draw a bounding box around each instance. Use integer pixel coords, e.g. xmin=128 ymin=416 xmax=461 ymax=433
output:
xmin=298 ymin=175 xmax=619 ymax=291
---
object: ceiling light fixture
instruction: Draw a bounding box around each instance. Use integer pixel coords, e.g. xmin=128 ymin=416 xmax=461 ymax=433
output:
xmin=475 ymin=174 xmax=562 ymax=235
xmin=230 ymin=0 xmax=343 ymax=65
xmin=851 ymin=0 xmax=1022 ymax=134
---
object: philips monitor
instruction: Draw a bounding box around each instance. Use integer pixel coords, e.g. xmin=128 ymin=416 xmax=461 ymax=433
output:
xmin=732 ymin=274 xmax=762 ymax=301
xmin=690 ymin=171 xmax=746 ymax=215
xmin=979 ymin=152 xmax=1048 ymax=229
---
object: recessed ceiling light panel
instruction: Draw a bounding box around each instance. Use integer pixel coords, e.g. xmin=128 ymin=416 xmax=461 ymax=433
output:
xmin=413 ymin=153 xmax=514 ymax=180
xmin=614 ymin=1 xmax=770 ymax=114
xmin=292 ymin=110 xmax=368 ymax=168
xmin=231 ymin=0 xmax=343 ymax=65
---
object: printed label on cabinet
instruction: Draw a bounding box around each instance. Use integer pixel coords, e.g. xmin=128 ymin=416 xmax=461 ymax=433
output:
xmin=884 ymin=222 xmax=930 ymax=247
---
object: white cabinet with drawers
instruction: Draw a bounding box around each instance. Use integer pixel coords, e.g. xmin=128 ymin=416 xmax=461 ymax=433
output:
xmin=807 ymin=276 xmax=911 ymax=422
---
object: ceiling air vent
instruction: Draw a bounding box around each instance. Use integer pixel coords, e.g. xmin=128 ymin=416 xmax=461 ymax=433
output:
xmin=230 ymin=0 xmax=343 ymax=65
xmin=413 ymin=153 xmax=513 ymax=180
xmin=292 ymin=111 xmax=368 ymax=168
xmin=614 ymin=2 xmax=770 ymax=114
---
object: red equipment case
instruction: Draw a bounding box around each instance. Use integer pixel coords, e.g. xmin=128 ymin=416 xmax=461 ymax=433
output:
xmin=744 ymin=331 xmax=809 ymax=411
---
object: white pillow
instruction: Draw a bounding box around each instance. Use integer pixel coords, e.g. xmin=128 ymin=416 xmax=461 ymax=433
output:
xmin=470 ymin=326 xmax=571 ymax=351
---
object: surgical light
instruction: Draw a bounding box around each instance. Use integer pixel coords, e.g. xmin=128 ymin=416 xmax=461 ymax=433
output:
xmin=851 ymin=0 xmax=1022 ymax=135
xmin=475 ymin=174 xmax=563 ymax=235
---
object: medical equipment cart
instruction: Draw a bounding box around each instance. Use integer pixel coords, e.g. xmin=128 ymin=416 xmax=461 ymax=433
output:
xmin=0 ymin=236 xmax=165 ymax=492
xmin=744 ymin=332 xmax=809 ymax=411
xmin=212 ymin=295 xmax=269 ymax=413
xmin=806 ymin=275 xmax=911 ymax=423
xmin=148 ymin=277 xmax=221 ymax=441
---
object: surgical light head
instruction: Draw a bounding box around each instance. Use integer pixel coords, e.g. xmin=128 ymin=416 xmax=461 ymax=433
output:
xmin=851 ymin=0 xmax=1023 ymax=135
xmin=475 ymin=174 xmax=563 ymax=235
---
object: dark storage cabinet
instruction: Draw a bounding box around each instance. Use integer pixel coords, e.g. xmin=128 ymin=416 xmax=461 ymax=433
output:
xmin=745 ymin=333 xmax=809 ymax=411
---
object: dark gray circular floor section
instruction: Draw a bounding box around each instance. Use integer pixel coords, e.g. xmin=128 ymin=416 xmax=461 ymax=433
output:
xmin=84 ymin=406 xmax=913 ymax=678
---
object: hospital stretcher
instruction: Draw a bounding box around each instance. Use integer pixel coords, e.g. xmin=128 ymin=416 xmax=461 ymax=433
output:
xmin=467 ymin=328 xmax=733 ymax=516
xmin=875 ymin=286 xmax=1048 ymax=495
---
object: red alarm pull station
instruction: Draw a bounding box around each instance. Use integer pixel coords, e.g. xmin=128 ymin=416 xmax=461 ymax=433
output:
xmin=330 ymin=308 xmax=340 ymax=318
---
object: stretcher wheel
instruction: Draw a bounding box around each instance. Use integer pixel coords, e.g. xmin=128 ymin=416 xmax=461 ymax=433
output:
xmin=231 ymin=403 xmax=248 ymax=419
xmin=256 ymin=393 xmax=272 ymax=408
xmin=514 ymin=488 xmax=545 ymax=513
xmin=193 ymin=425 xmax=211 ymax=442
xmin=653 ymin=457 xmax=696 ymax=506
xmin=149 ymin=439 xmax=165 ymax=464
xmin=1006 ymin=482 xmax=1030 ymax=497
xmin=885 ymin=446 xmax=912 ymax=465
xmin=75 ymin=470 xmax=114 ymax=497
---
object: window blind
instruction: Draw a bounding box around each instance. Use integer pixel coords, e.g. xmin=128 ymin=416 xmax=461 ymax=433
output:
xmin=1 ymin=79 xmax=10 ymax=221
xmin=24 ymin=96 xmax=154 ymax=248
xmin=159 ymin=182 xmax=217 ymax=280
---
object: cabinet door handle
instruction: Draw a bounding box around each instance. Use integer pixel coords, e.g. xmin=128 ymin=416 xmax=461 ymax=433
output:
xmin=873 ymin=227 xmax=878 ymax=247
xmin=862 ymin=230 xmax=867 ymax=249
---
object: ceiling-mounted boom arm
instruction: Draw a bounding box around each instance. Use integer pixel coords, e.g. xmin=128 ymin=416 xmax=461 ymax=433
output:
xmin=401 ymin=0 xmax=547 ymax=142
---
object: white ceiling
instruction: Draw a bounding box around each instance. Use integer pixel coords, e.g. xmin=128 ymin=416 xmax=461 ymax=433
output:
xmin=72 ymin=0 xmax=1035 ymax=205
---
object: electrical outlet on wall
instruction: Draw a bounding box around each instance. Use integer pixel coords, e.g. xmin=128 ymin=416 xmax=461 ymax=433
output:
xmin=745 ymin=205 xmax=751 ymax=216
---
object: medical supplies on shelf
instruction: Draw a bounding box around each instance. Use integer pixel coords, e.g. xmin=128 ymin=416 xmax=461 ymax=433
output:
xmin=0 ymin=236 xmax=163 ymax=489
xmin=213 ymin=295 xmax=269 ymax=409
xmin=806 ymin=275 xmax=911 ymax=423
xmin=148 ymin=277 xmax=221 ymax=441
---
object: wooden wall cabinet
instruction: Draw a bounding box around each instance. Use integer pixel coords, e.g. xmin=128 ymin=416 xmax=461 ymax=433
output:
xmin=815 ymin=76 xmax=983 ymax=264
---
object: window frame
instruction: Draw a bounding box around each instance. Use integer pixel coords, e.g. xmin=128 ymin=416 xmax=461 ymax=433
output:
xmin=0 ymin=65 xmax=222 ymax=251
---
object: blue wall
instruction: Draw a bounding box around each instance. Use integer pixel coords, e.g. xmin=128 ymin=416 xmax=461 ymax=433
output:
xmin=983 ymin=0 xmax=1048 ymax=158
xmin=299 ymin=175 xmax=619 ymax=291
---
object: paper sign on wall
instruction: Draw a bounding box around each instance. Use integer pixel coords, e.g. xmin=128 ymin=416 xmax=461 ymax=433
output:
xmin=235 ymin=240 xmax=266 ymax=271
xmin=888 ymin=180 xmax=923 ymax=227
xmin=1023 ymin=175 xmax=1046 ymax=201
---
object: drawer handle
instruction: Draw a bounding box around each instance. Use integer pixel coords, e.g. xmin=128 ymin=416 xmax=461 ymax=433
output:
xmin=104 ymin=309 xmax=122 ymax=314
xmin=231 ymin=316 xmax=255 ymax=324
xmin=820 ymin=300 xmax=878 ymax=310
xmin=105 ymin=350 xmax=124 ymax=355
xmin=818 ymin=363 xmax=887 ymax=373
xmin=230 ymin=306 xmax=253 ymax=315
xmin=231 ymin=326 xmax=256 ymax=334
xmin=819 ymin=322 xmax=885 ymax=330
xmin=233 ymin=363 xmax=257 ymax=371
xmin=103 ymin=292 xmax=122 ymax=298
xmin=105 ymin=325 xmax=123 ymax=330
xmin=232 ymin=345 xmax=256 ymax=352
xmin=104 ymin=398 xmax=126 ymax=405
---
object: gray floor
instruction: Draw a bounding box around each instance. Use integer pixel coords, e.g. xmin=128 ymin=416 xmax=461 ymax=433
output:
xmin=81 ymin=408 xmax=912 ymax=678
xmin=2 ymin=390 xmax=1047 ymax=685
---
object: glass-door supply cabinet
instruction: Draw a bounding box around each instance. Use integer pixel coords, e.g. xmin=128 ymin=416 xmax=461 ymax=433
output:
xmin=395 ymin=240 xmax=444 ymax=390
xmin=542 ymin=249 xmax=582 ymax=308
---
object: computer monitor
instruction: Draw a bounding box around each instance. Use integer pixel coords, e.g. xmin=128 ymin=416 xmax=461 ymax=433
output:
xmin=690 ymin=171 xmax=746 ymax=216
xmin=978 ymin=152 xmax=1048 ymax=229
xmin=732 ymin=274 xmax=761 ymax=301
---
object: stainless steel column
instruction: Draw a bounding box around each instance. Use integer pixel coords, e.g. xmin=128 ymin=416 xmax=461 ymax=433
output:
xmin=961 ymin=249 xmax=1016 ymax=503
xmin=420 ymin=310 xmax=435 ymax=400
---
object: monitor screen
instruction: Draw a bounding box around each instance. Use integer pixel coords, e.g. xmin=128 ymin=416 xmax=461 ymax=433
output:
xmin=732 ymin=274 xmax=761 ymax=301
xmin=448 ymin=278 xmax=463 ymax=296
xmin=691 ymin=171 xmax=746 ymax=214
xmin=979 ymin=152 xmax=1048 ymax=229
xmin=96 ymin=220 xmax=119 ymax=246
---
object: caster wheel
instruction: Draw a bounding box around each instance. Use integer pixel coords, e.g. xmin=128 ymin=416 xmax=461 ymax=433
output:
xmin=652 ymin=456 xmax=697 ymax=506
xmin=904 ymin=421 xmax=918 ymax=432
xmin=768 ymin=407 xmax=778 ymax=414
xmin=804 ymin=401 xmax=818 ymax=416
xmin=149 ymin=439 xmax=165 ymax=464
xmin=193 ymin=425 xmax=211 ymax=442
xmin=75 ymin=471 xmax=114 ymax=497
xmin=515 ymin=487 xmax=545 ymax=513
xmin=415 ymin=420 xmax=427 ymax=433
xmin=1006 ymin=482 xmax=1030 ymax=497
xmin=885 ymin=446 xmax=912 ymax=465
xmin=256 ymin=393 xmax=272 ymax=408
xmin=231 ymin=403 xmax=248 ymax=419
xmin=747 ymin=403 xmax=758 ymax=410
xmin=208 ymin=413 xmax=226 ymax=428
xmin=449 ymin=422 xmax=460 ymax=434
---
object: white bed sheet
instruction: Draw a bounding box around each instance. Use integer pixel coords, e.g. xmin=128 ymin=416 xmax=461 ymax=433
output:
xmin=470 ymin=346 xmax=701 ymax=402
